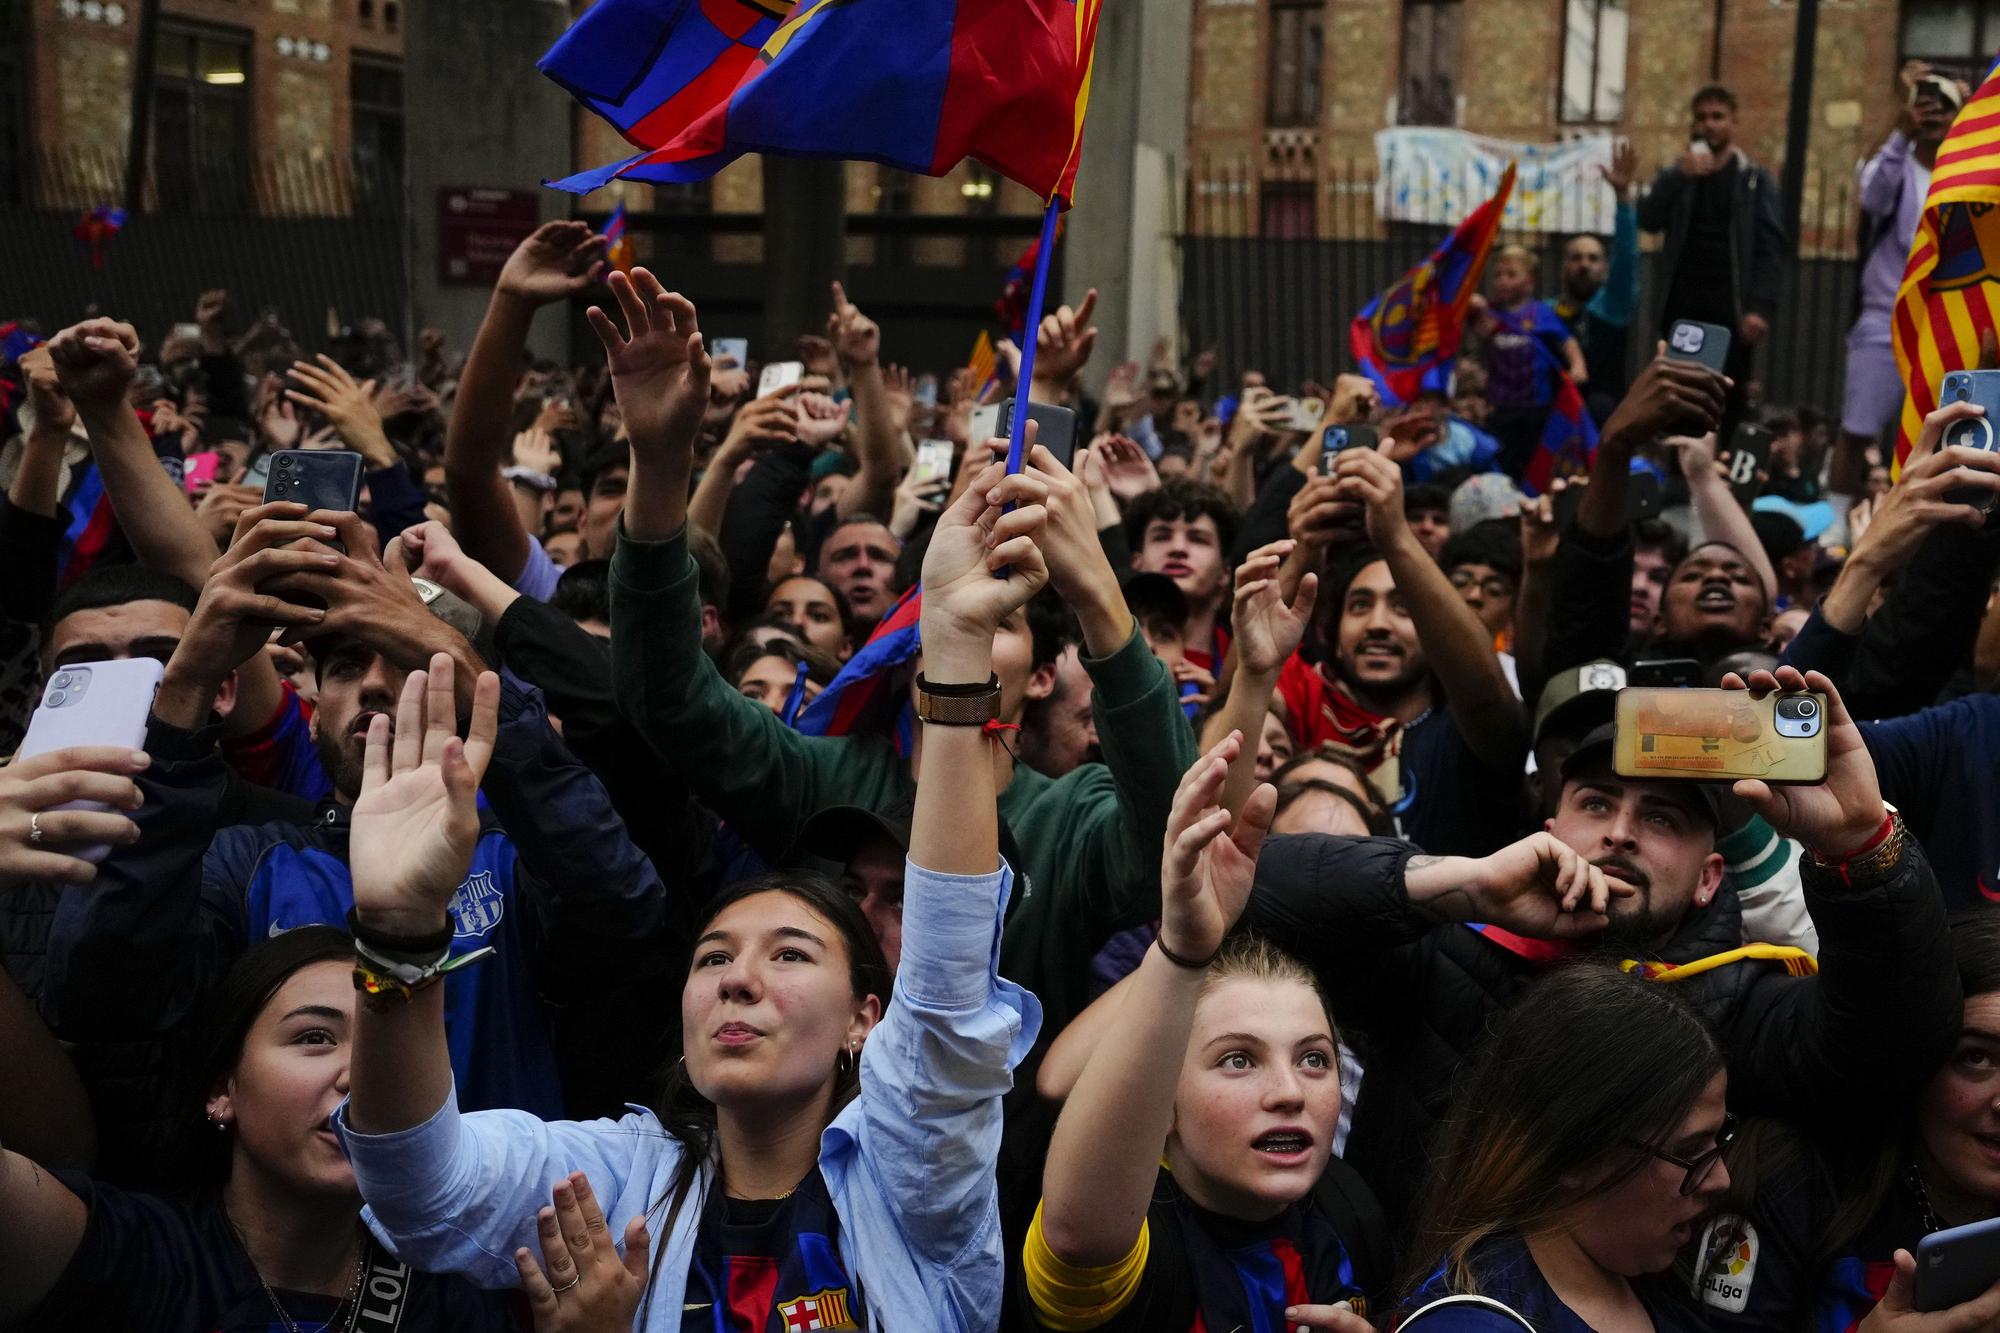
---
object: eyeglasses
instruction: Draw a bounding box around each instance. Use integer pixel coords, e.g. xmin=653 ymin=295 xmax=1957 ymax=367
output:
xmin=1448 ymin=570 xmax=1516 ymax=600
xmin=1630 ymin=1113 xmax=1738 ymax=1196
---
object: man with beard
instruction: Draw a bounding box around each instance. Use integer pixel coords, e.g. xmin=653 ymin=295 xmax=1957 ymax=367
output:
xmin=1239 ymin=664 xmax=1956 ymax=1231
xmin=42 ymin=503 xmax=675 ymax=1123
xmin=1271 ymin=444 xmax=1528 ymax=857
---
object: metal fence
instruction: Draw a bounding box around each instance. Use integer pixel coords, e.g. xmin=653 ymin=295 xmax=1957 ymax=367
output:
xmin=3 ymin=149 xmax=407 ymax=355
xmin=1179 ymin=156 xmax=1864 ymax=417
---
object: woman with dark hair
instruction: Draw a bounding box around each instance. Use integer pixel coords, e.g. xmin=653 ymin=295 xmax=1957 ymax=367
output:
xmin=336 ymin=447 xmax=1052 ymax=1329
xmin=1400 ymin=964 xmax=1731 ymax=1332
xmin=0 ymin=924 xmax=516 ymax=1330
xmin=1020 ymin=733 xmax=1389 ymax=1333
xmin=1692 ymin=909 xmax=2000 ymax=1331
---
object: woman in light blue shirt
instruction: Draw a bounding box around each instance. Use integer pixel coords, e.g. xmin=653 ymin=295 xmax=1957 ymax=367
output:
xmin=331 ymin=272 xmax=1056 ymax=1332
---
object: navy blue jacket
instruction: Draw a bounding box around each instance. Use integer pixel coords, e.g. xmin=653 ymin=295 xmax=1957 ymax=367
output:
xmin=42 ymin=674 xmax=672 ymax=1119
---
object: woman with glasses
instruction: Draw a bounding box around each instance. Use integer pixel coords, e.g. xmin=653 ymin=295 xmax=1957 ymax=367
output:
xmin=1397 ymin=963 xmax=1730 ymax=1332
xmin=1691 ymin=910 xmax=2000 ymax=1331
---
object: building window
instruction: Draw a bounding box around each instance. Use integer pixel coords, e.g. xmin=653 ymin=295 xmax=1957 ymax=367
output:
xmin=1902 ymin=1 xmax=1999 ymax=82
xmin=151 ymin=22 xmax=251 ymax=213
xmin=1399 ymin=0 xmax=1461 ymax=127
xmin=1260 ymin=180 xmax=1316 ymax=238
xmin=1267 ymin=0 xmax=1325 ymax=129
xmin=350 ymin=55 xmax=401 ymax=214
xmin=1560 ymin=0 xmax=1627 ymax=125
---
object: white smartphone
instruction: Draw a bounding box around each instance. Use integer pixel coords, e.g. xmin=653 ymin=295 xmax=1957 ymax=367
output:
xmin=912 ymin=439 xmax=954 ymax=488
xmin=970 ymin=402 xmax=1001 ymax=445
xmin=711 ymin=337 xmax=749 ymax=369
xmin=17 ymin=658 xmax=164 ymax=862
xmin=758 ymin=361 xmax=804 ymax=397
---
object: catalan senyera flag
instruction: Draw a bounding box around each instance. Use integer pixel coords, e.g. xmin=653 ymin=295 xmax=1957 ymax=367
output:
xmin=1350 ymin=163 xmax=1516 ymax=408
xmin=538 ymin=0 xmax=1103 ymax=205
xmin=1893 ymin=62 xmax=2000 ymax=473
xmin=601 ymin=199 xmax=635 ymax=274
xmin=965 ymin=329 xmax=997 ymax=391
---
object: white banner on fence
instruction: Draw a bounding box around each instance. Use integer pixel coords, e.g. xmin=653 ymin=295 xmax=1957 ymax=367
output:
xmin=1375 ymin=129 xmax=1617 ymax=235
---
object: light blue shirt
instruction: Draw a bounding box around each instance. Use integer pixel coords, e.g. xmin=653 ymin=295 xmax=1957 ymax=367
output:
xmin=334 ymin=857 xmax=1041 ymax=1332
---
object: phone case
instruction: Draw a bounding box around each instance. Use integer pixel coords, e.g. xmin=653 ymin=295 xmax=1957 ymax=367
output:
xmin=1724 ymin=424 xmax=1773 ymax=505
xmin=1917 ymin=1216 xmax=2000 ymax=1312
xmin=1666 ymin=319 xmax=1732 ymax=374
xmin=18 ymin=658 xmax=165 ymax=862
xmin=1613 ymin=687 xmax=1827 ymax=784
xmin=262 ymin=450 xmax=364 ymax=514
xmin=758 ymin=362 xmax=804 ymax=397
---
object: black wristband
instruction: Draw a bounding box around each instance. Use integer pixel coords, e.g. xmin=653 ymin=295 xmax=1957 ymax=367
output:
xmin=347 ymin=907 xmax=453 ymax=960
xmin=1155 ymin=935 xmax=1220 ymax=970
xmin=914 ymin=672 xmax=1000 ymax=695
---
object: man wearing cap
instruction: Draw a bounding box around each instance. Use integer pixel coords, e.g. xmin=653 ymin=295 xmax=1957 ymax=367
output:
xmin=1834 ymin=63 xmax=1966 ymax=500
xmin=1242 ymin=665 xmax=1955 ymax=1228
xmin=44 ymin=504 xmax=674 ymax=1123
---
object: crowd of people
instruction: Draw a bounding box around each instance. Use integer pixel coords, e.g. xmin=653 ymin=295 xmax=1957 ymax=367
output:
xmin=0 ymin=72 xmax=1998 ymax=1333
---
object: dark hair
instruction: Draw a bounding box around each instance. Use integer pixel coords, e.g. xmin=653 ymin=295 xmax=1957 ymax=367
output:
xmin=764 ymin=573 xmax=857 ymax=649
xmin=578 ymin=438 xmax=628 ymax=493
xmin=640 ymin=872 xmax=891 ymax=1318
xmin=1274 ymin=778 xmax=1392 ymax=836
xmin=1122 ymin=478 xmax=1239 ymax=555
xmin=722 ymin=635 xmax=839 ymax=691
xmin=1271 ymin=743 xmax=1388 ymax=812
xmin=1404 ymin=964 xmax=1722 ymax=1301
xmin=183 ymin=926 xmax=356 ymax=1185
xmin=1633 ymin=518 xmax=1689 ymax=565
xmin=1692 ymin=83 xmax=1738 ymax=113
xmin=551 ymin=558 xmax=611 ymax=626
xmin=1404 ymin=482 xmax=1451 ymax=516
xmin=1026 ymin=588 xmax=1076 ymax=673
xmin=687 ymin=525 xmax=732 ymax=615
xmin=1439 ymin=519 xmax=1523 ymax=583
xmin=47 ymin=564 xmax=200 ymax=631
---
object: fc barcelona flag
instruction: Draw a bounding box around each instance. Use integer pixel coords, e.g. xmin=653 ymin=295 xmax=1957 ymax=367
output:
xmin=1350 ymin=162 xmax=1516 ymax=408
xmin=539 ymin=0 xmax=1103 ymax=204
xmin=1892 ymin=58 xmax=2000 ymax=472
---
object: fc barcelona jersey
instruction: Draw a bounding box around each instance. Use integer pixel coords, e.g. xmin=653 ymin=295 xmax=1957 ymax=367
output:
xmin=682 ymin=1168 xmax=868 ymax=1333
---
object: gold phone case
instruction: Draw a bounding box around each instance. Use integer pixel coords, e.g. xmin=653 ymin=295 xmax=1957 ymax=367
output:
xmin=1613 ymin=688 xmax=1828 ymax=784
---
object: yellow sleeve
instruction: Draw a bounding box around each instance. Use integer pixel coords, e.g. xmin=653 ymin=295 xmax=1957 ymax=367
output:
xmin=1020 ymin=1199 xmax=1152 ymax=1332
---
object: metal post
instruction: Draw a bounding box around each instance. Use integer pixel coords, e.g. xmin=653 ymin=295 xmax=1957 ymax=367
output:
xmin=1779 ymin=0 xmax=1819 ymax=243
xmin=122 ymin=0 xmax=162 ymax=212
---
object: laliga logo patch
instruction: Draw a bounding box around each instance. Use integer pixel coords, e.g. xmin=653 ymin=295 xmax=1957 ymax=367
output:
xmin=447 ymin=870 xmax=505 ymax=940
xmin=1697 ymin=1216 xmax=1758 ymax=1313
xmin=1669 ymin=323 xmax=1706 ymax=356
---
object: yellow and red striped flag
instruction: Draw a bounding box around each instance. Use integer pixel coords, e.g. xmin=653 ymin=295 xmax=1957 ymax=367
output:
xmin=1892 ymin=61 xmax=2000 ymax=473
xmin=966 ymin=329 xmax=997 ymax=391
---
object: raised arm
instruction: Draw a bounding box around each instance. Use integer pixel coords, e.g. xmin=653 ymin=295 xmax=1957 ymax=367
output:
xmin=1336 ymin=441 xmax=1526 ymax=770
xmin=592 ymin=267 xmax=708 ymax=544
xmin=1037 ymin=734 xmax=1274 ymax=1267
xmin=9 ymin=347 xmax=71 ymax=521
xmin=686 ymin=384 xmax=799 ymax=539
xmin=283 ymin=353 xmax=424 ymax=543
xmin=830 ymin=282 xmax=910 ymax=519
xmin=445 ymin=223 xmax=607 ymax=582
xmin=1670 ymin=431 xmax=1778 ymax=603
xmin=1205 ymin=539 xmax=1318 ymax=815
xmin=1027 ymin=288 xmax=1098 ymax=409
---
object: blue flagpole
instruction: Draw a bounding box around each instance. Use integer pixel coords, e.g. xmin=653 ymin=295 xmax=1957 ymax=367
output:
xmin=1004 ymin=195 xmax=1063 ymax=475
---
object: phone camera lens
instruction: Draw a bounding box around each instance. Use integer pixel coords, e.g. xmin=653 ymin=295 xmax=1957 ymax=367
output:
xmin=1796 ymin=698 xmax=1818 ymax=717
xmin=49 ymin=672 xmax=70 ymax=690
xmin=278 ymin=457 xmax=293 ymax=469
xmin=1959 ymin=386 xmax=1973 ymax=401
xmin=46 ymin=690 xmax=65 ymax=707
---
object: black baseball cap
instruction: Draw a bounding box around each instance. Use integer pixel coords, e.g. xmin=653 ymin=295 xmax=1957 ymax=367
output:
xmin=793 ymin=794 xmax=915 ymax=865
xmin=1560 ymin=723 xmax=1724 ymax=829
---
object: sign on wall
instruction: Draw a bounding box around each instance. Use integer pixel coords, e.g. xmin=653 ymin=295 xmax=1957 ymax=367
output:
xmin=1376 ymin=129 xmax=1618 ymax=235
xmin=436 ymin=188 xmax=541 ymax=285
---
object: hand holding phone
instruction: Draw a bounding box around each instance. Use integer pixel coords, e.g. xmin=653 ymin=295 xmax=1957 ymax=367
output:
xmin=1614 ymin=686 xmax=1827 ymax=785
xmin=1666 ymin=320 xmax=1733 ymax=374
xmin=758 ymin=361 xmax=805 ymax=398
xmin=262 ymin=449 xmax=364 ymax=519
xmin=16 ymin=659 xmax=163 ymax=865
xmin=1917 ymin=1218 xmax=2000 ymax=1312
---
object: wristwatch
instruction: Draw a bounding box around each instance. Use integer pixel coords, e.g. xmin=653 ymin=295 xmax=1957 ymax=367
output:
xmin=1808 ymin=804 xmax=1906 ymax=888
xmin=914 ymin=673 xmax=1001 ymax=726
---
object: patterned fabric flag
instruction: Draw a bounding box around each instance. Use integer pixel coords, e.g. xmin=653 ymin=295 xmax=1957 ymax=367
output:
xmin=602 ymin=198 xmax=635 ymax=274
xmin=1522 ymin=349 xmax=1599 ymax=498
xmin=1893 ymin=58 xmax=2000 ymax=472
xmin=795 ymin=583 xmax=923 ymax=756
xmin=1350 ymin=162 xmax=1516 ymax=408
xmin=539 ymin=0 xmax=1103 ymax=205
xmin=73 ymin=205 xmax=126 ymax=270
xmin=966 ymin=329 xmax=997 ymax=397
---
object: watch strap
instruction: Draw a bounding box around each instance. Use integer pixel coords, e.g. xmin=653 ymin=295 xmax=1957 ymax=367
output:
xmin=915 ymin=673 xmax=1002 ymax=726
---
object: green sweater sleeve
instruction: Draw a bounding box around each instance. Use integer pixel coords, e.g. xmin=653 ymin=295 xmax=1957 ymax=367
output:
xmin=609 ymin=526 xmax=904 ymax=862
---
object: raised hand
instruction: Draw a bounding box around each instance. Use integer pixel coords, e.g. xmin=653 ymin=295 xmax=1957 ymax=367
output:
xmin=1520 ymin=484 xmax=1562 ymax=568
xmin=286 ymin=354 xmax=394 ymax=466
xmin=1601 ymin=138 xmax=1637 ymax=195
xmin=17 ymin=346 xmax=76 ymax=438
xmin=1032 ymin=288 xmax=1100 ymax=390
xmin=1856 ymin=1249 xmax=2000 ymax=1333
xmin=497 ymin=221 xmax=610 ymax=307
xmin=1664 ymin=430 xmax=1724 ymax=482
xmin=795 ymin=391 xmax=849 ymax=447
xmin=827 ymin=280 xmax=881 ymax=368
xmin=881 ymin=362 xmax=916 ymax=436
xmin=919 ymin=440 xmax=1052 ymax=649
xmin=514 ymin=1173 xmax=650 ymax=1333
xmin=1417 ymin=831 xmax=1637 ymax=939
xmin=162 ymin=504 xmax=339 ymax=711
xmin=47 ymin=318 xmax=141 ymax=408
xmin=510 ymin=426 xmax=562 ymax=478
xmin=0 ymin=746 xmax=148 ymax=885
xmin=1091 ymin=432 xmax=1160 ymax=502
xmin=1328 ymin=373 xmax=1379 ymax=426
xmin=717 ymin=383 xmax=802 ymax=461
xmin=1160 ymin=732 xmax=1276 ymax=964
xmin=1332 ymin=439 xmax=1411 ymax=552
xmin=585 ymin=267 xmax=710 ymax=470
xmin=1720 ymin=665 xmax=1887 ymax=857
xmin=1232 ymin=539 xmax=1319 ymax=675
xmin=348 ymin=654 xmax=501 ymax=933
xmin=1601 ymin=346 xmax=1729 ymax=454
xmin=1846 ymin=398 xmax=2000 ymax=572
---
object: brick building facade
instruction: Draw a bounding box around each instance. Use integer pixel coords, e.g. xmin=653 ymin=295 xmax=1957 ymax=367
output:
xmin=1187 ymin=0 xmax=1947 ymax=246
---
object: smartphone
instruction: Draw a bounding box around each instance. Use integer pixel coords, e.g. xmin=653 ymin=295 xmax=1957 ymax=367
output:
xmin=17 ymin=658 xmax=165 ymax=862
xmin=913 ymin=374 xmax=939 ymax=408
xmin=758 ymin=361 xmax=805 ymax=397
xmin=912 ymin=439 xmax=955 ymax=489
xmin=1917 ymin=1216 xmax=2000 ymax=1312
xmin=1284 ymin=397 xmax=1328 ymax=434
xmin=1628 ymin=658 xmax=1703 ymax=689
xmin=1614 ymin=686 xmax=1828 ymax=784
xmin=971 ymin=399 xmax=1078 ymax=471
xmin=262 ymin=449 xmax=364 ymax=514
xmin=1723 ymin=424 xmax=1773 ymax=507
xmin=711 ymin=337 xmax=749 ymax=370
xmin=1667 ymin=319 xmax=1732 ymax=374
xmin=183 ymin=451 xmax=222 ymax=495
xmin=1939 ymin=370 xmax=2000 ymax=514
xmin=241 ymin=451 xmax=275 ymax=490
xmin=1554 ymin=470 xmax=1664 ymax=530
xmin=1319 ymin=424 xmax=1380 ymax=474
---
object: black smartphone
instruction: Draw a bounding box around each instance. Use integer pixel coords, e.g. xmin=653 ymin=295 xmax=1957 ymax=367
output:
xmin=992 ymin=398 xmax=1078 ymax=470
xmin=1940 ymin=370 xmax=2000 ymax=513
xmin=1722 ymin=423 xmax=1773 ymax=507
xmin=262 ymin=450 xmax=364 ymax=543
xmin=1628 ymin=657 xmax=1703 ymax=689
xmin=1554 ymin=470 xmax=1663 ymax=531
xmin=1319 ymin=423 xmax=1380 ymax=474
xmin=1666 ymin=319 xmax=1733 ymax=375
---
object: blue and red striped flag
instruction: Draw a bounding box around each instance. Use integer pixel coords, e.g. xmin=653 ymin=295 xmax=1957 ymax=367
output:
xmin=602 ymin=199 xmax=635 ymax=274
xmin=537 ymin=0 xmax=1102 ymax=205
xmin=796 ymin=583 xmax=923 ymax=755
xmin=1523 ymin=357 xmax=1599 ymax=497
xmin=1350 ymin=162 xmax=1516 ymax=408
